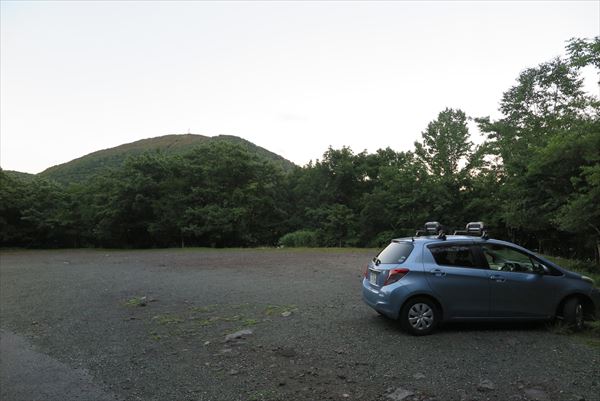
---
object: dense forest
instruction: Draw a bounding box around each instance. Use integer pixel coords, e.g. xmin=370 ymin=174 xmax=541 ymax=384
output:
xmin=1 ymin=38 xmax=599 ymax=261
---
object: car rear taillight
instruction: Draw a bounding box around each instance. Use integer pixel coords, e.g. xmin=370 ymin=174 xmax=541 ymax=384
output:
xmin=384 ymin=268 xmax=410 ymax=286
xmin=364 ymin=265 xmax=369 ymax=278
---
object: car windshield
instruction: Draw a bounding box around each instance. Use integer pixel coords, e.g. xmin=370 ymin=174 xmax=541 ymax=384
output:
xmin=376 ymin=242 xmax=414 ymax=264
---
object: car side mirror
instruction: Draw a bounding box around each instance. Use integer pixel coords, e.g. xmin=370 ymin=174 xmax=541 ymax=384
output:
xmin=534 ymin=263 xmax=549 ymax=275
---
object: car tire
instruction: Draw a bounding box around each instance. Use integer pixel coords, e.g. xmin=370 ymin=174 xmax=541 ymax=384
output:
xmin=400 ymin=297 xmax=439 ymax=336
xmin=562 ymin=297 xmax=584 ymax=332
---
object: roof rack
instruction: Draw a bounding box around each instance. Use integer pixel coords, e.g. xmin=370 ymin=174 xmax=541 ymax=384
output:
xmin=454 ymin=221 xmax=489 ymax=239
xmin=416 ymin=221 xmax=447 ymax=240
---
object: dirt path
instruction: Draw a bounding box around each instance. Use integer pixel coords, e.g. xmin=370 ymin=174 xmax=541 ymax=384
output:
xmin=1 ymin=249 xmax=599 ymax=401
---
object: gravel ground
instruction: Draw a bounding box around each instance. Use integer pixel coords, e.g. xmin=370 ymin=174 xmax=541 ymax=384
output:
xmin=1 ymin=249 xmax=599 ymax=401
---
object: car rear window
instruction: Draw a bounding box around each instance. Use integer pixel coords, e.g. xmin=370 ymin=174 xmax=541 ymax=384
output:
xmin=429 ymin=244 xmax=478 ymax=268
xmin=377 ymin=242 xmax=414 ymax=264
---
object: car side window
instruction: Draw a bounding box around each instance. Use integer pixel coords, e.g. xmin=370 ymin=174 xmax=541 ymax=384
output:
xmin=481 ymin=244 xmax=544 ymax=274
xmin=429 ymin=244 xmax=480 ymax=268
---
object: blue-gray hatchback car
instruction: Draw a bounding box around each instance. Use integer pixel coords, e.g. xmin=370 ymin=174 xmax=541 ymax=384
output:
xmin=362 ymin=222 xmax=600 ymax=335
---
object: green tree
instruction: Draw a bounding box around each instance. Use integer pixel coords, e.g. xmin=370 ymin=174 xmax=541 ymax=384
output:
xmin=0 ymin=170 xmax=27 ymax=245
xmin=181 ymin=142 xmax=287 ymax=247
xmin=478 ymin=57 xmax=594 ymax=177
xmin=413 ymin=108 xmax=485 ymax=229
xmin=477 ymin=39 xmax=599 ymax=255
xmin=414 ymin=108 xmax=474 ymax=179
xmin=567 ymin=36 xmax=600 ymax=69
xmin=549 ymin=123 xmax=600 ymax=261
xmin=0 ymin=171 xmax=74 ymax=247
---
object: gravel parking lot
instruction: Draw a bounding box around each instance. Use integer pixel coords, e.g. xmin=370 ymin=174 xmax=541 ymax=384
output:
xmin=1 ymin=249 xmax=599 ymax=401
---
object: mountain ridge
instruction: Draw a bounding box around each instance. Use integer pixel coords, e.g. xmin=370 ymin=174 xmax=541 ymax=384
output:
xmin=37 ymin=134 xmax=295 ymax=184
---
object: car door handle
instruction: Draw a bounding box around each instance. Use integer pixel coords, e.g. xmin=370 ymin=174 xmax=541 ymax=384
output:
xmin=430 ymin=269 xmax=446 ymax=277
xmin=489 ymin=274 xmax=505 ymax=282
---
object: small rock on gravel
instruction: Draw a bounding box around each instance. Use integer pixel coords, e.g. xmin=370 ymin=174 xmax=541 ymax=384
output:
xmin=281 ymin=311 xmax=292 ymax=317
xmin=477 ymin=379 xmax=496 ymax=392
xmin=413 ymin=373 xmax=426 ymax=379
xmin=273 ymin=347 xmax=297 ymax=358
xmin=523 ymin=388 xmax=549 ymax=400
xmin=224 ymin=329 xmax=253 ymax=342
xmin=386 ymin=387 xmax=414 ymax=401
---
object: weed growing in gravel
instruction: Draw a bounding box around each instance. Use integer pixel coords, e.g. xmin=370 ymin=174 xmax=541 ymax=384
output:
xmin=588 ymin=320 xmax=600 ymax=335
xmin=123 ymin=296 xmax=146 ymax=307
xmin=246 ymin=389 xmax=278 ymax=401
xmin=548 ymin=321 xmax=572 ymax=335
xmin=264 ymin=304 xmax=297 ymax=316
xmin=152 ymin=314 xmax=184 ymax=325
xmin=577 ymin=320 xmax=600 ymax=348
xmin=194 ymin=318 xmax=217 ymax=327
xmin=229 ymin=303 xmax=251 ymax=309
xmin=189 ymin=305 xmax=214 ymax=313
xmin=221 ymin=315 xmax=242 ymax=322
xmin=549 ymin=320 xmax=600 ymax=348
xmin=139 ymin=302 xmax=297 ymax=342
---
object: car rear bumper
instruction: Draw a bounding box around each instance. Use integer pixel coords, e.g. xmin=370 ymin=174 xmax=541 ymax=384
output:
xmin=362 ymin=279 xmax=399 ymax=319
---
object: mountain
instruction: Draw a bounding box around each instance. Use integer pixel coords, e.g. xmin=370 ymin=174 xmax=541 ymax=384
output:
xmin=39 ymin=134 xmax=295 ymax=185
xmin=3 ymin=170 xmax=36 ymax=182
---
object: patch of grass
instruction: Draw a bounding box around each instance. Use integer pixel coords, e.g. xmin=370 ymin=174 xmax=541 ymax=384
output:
xmin=579 ymin=337 xmax=600 ymax=348
xmin=191 ymin=314 xmax=255 ymax=328
xmin=575 ymin=321 xmax=600 ymax=349
xmin=587 ymin=319 xmax=600 ymax=335
xmin=264 ymin=304 xmax=297 ymax=316
xmin=550 ymin=319 xmax=600 ymax=349
xmin=242 ymin=318 xmax=259 ymax=326
xmin=246 ymin=389 xmax=280 ymax=401
xmin=194 ymin=318 xmax=217 ymax=327
xmin=581 ymin=320 xmax=600 ymax=342
xmin=547 ymin=320 xmax=572 ymax=335
xmin=189 ymin=305 xmax=214 ymax=313
xmin=152 ymin=314 xmax=184 ymax=325
xmin=222 ymin=315 xmax=242 ymax=322
xmin=123 ymin=296 xmax=146 ymax=307
xmin=143 ymin=302 xmax=295 ymax=341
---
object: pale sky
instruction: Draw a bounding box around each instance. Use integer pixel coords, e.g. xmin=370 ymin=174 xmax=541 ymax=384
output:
xmin=1 ymin=1 xmax=598 ymax=174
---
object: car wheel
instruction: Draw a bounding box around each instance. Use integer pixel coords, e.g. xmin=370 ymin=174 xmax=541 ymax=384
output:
xmin=400 ymin=297 xmax=439 ymax=336
xmin=562 ymin=297 xmax=584 ymax=332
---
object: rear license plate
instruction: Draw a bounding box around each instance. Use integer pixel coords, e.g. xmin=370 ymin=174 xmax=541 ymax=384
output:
xmin=369 ymin=271 xmax=378 ymax=285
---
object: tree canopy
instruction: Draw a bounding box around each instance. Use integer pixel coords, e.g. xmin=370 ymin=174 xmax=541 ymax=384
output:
xmin=2 ymin=37 xmax=599 ymax=262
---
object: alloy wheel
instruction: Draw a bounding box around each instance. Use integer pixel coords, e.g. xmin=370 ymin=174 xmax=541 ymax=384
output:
xmin=408 ymin=303 xmax=434 ymax=330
